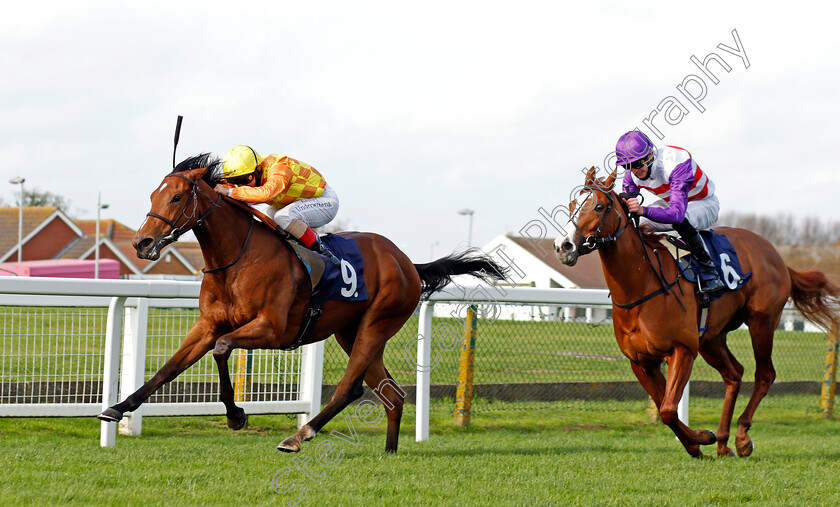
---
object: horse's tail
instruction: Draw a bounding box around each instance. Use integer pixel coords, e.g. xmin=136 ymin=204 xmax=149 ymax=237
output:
xmin=787 ymin=266 xmax=840 ymax=331
xmin=414 ymin=248 xmax=508 ymax=299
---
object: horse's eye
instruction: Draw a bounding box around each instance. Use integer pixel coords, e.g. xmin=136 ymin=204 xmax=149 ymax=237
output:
xmin=595 ymin=203 xmax=605 ymax=212
xmin=171 ymin=194 xmax=182 ymax=203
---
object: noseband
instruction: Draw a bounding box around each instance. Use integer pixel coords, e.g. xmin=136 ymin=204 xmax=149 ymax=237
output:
xmin=146 ymin=172 xmax=222 ymax=242
xmin=578 ymin=185 xmax=629 ymax=250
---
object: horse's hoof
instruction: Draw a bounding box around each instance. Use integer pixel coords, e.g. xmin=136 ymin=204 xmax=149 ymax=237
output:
xmin=698 ymin=429 xmax=717 ymax=445
xmin=97 ymin=408 xmax=123 ymax=422
xmin=277 ymin=438 xmax=301 ymax=453
xmin=718 ymin=447 xmax=736 ymax=457
xmin=736 ymin=437 xmax=754 ymax=457
xmin=299 ymin=425 xmax=316 ymax=442
xmin=227 ymin=411 xmax=248 ymax=431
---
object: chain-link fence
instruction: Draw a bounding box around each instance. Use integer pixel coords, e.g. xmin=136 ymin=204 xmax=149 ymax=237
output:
xmin=322 ymin=302 xmax=833 ymax=413
xmin=2 ymin=299 xmax=832 ymax=417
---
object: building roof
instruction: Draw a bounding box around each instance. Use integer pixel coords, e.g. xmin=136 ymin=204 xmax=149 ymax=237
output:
xmin=508 ymin=236 xmax=608 ymax=288
xmin=0 ymin=206 xmax=202 ymax=279
xmin=0 ymin=206 xmax=58 ymax=258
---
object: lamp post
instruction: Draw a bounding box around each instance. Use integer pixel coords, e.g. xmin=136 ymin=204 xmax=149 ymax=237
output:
xmin=429 ymin=240 xmax=439 ymax=261
xmin=457 ymin=208 xmax=474 ymax=247
xmin=95 ymin=192 xmax=110 ymax=279
xmin=9 ymin=177 xmax=25 ymax=262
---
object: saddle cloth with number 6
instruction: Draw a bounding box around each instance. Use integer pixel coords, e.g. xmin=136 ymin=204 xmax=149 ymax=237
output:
xmin=664 ymin=230 xmax=751 ymax=301
xmin=305 ymin=233 xmax=368 ymax=302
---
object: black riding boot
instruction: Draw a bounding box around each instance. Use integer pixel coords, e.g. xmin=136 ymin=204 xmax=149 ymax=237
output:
xmin=311 ymin=237 xmax=341 ymax=267
xmin=675 ymin=220 xmax=725 ymax=293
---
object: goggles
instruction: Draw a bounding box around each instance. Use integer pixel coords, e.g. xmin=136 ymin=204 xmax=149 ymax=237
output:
xmin=621 ymin=153 xmax=653 ymax=171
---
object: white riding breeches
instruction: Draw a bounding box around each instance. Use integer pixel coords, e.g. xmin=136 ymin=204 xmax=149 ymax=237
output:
xmin=251 ymin=184 xmax=339 ymax=229
xmin=639 ymin=194 xmax=720 ymax=232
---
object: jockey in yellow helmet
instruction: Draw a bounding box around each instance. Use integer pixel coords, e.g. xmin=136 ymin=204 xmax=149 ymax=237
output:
xmin=213 ymin=145 xmax=340 ymax=265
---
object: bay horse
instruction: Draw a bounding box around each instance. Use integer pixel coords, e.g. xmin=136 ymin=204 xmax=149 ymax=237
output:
xmin=555 ymin=167 xmax=839 ymax=458
xmin=98 ymin=153 xmax=506 ymax=453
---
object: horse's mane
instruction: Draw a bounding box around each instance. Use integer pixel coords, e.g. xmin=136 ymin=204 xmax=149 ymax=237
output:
xmin=610 ymin=187 xmax=668 ymax=251
xmin=172 ymin=153 xmax=222 ymax=184
xmin=639 ymin=226 xmax=668 ymax=250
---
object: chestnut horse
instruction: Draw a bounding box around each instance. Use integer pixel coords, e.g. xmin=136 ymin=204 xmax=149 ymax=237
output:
xmin=98 ymin=154 xmax=506 ymax=453
xmin=555 ymin=167 xmax=839 ymax=458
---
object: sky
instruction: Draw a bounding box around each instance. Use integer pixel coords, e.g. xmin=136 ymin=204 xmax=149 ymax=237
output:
xmin=2 ymin=1 xmax=838 ymax=263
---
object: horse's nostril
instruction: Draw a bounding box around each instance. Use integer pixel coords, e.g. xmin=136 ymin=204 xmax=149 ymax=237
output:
xmin=138 ymin=238 xmax=153 ymax=251
xmin=562 ymin=240 xmax=574 ymax=252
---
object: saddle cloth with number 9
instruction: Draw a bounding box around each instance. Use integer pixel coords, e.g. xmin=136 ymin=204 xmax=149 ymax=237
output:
xmin=665 ymin=229 xmax=752 ymax=301
xmin=308 ymin=234 xmax=369 ymax=302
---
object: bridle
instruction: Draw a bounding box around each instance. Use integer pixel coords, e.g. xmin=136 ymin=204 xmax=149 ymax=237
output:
xmin=574 ymin=184 xmax=685 ymax=311
xmin=145 ymin=171 xmax=255 ymax=273
xmin=576 ymin=185 xmax=630 ymax=251
xmin=146 ymin=172 xmax=222 ymax=243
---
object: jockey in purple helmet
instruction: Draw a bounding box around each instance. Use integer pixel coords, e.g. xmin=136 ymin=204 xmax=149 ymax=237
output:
xmin=617 ymin=130 xmax=725 ymax=293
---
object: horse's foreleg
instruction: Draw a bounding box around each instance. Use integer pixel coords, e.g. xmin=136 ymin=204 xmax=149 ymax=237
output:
xmin=699 ymin=336 xmax=745 ymax=457
xmin=211 ymin=316 xmax=279 ymax=430
xmin=98 ymin=320 xmax=216 ymax=422
xmin=660 ymin=344 xmax=717 ymax=457
xmin=278 ymin=331 xmax=388 ymax=453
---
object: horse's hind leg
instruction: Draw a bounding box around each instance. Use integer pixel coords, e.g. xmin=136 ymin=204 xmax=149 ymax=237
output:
xmin=699 ymin=334 xmax=745 ymax=457
xmin=735 ymin=313 xmax=779 ymax=457
xmin=278 ymin=338 xmax=377 ymax=452
xmin=279 ymin=316 xmax=409 ymax=453
xmin=364 ymin=358 xmax=404 ymax=453
xmin=330 ymin=328 xmax=404 ymax=452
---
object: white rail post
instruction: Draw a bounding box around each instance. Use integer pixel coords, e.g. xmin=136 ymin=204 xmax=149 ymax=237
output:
xmin=100 ymin=296 xmax=127 ymax=448
xmin=678 ymin=381 xmax=690 ymax=426
xmin=298 ymin=341 xmax=324 ymax=428
xmin=416 ymin=301 xmax=434 ymax=442
xmin=120 ymin=298 xmax=148 ymax=436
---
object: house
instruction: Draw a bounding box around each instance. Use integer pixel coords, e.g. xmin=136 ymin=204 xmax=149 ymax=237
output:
xmin=476 ymin=233 xmax=840 ymax=328
xmin=0 ymin=206 xmax=203 ymax=279
xmin=472 ymin=233 xmax=610 ymax=322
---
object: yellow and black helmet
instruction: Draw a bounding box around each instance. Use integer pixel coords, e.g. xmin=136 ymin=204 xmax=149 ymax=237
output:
xmin=222 ymin=145 xmax=265 ymax=178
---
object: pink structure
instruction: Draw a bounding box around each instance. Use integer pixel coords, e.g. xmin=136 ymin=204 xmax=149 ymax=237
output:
xmin=0 ymin=259 xmax=120 ymax=279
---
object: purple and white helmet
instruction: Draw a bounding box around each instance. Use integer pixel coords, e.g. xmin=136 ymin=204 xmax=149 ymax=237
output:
xmin=615 ymin=130 xmax=654 ymax=167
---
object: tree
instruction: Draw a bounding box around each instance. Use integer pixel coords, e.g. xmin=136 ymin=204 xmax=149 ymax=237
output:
xmin=717 ymin=211 xmax=840 ymax=246
xmin=18 ymin=188 xmax=73 ymax=211
xmin=315 ymin=218 xmax=351 ymax=234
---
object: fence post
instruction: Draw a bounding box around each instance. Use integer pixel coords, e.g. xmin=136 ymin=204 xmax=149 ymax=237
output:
xmin=234 ymin=350 xmax=253 ymax=402
xmin=119 ymin=298 xmax=148 ymax=436
xmin=100 ymin=296 xmax=127 ymax=448
xmin=416 ymin=301 xmax=434 ymax=442
xmin=821 ymin=322 xmax=839 ymax=418
xmin=454 ymin=305 xmax=477 ymax=426
xmin=298 ymin=341 xmax=324 ymax=428
xmin=647 ymin=398 xmax=660 ymax=423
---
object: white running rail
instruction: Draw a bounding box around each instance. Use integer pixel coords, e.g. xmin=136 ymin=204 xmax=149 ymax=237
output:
xmin=0 ymin=277 xmax=323 ymax=448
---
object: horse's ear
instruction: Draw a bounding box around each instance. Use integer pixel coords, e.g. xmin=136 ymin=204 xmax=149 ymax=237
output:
xmin=187 ymin=166 xmax=209 ymax=180
xmin=585 ymin=166 xmax=596 ymax=186
xmin=602 ymin=168 xmax=617 ymax=190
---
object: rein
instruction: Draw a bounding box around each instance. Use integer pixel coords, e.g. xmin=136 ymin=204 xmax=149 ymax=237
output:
xmin=145 ymin=172 xmax=252 ymax=273
xmin=579 ymin=186 xmax=685 ymax=311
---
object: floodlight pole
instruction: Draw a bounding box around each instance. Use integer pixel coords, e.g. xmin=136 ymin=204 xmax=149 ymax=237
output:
xmin=9 ymin=177 xmax=25 ymax=262
xmin=95 ymin=192 xmax=110 ymax=279
xmin=457 ymin=208 xmax=474 ymax=247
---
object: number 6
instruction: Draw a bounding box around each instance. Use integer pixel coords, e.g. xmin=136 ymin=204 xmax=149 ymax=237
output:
xmin=719 ymin=253 xmax=740 ymax=290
